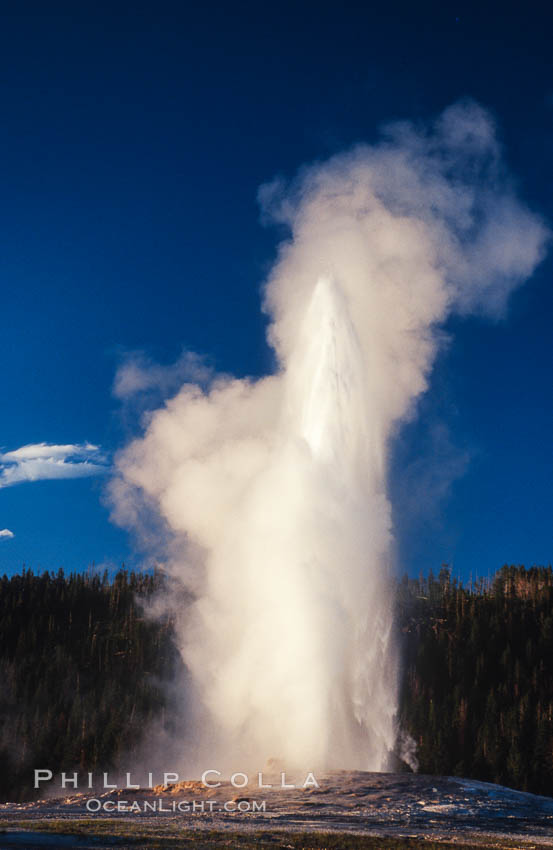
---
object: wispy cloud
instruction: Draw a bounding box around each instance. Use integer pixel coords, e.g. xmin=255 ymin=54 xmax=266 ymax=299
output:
xmin=0 ymin=528 xmax=14 ymax=539
xmin=113 ymin=350 xmax=212 ymax=402
xmin=394 ymin=423 xmax=472 ymax=523
xmin=0 ymin=442 xmax=107 ymax=489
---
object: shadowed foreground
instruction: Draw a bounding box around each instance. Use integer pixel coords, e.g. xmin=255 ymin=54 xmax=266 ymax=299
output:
xmin=1 ymin=772 xmax=552 ymax=848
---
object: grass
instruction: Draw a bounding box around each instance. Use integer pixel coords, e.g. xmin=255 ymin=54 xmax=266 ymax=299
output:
xmin=0 ymin=819 xmax=546 ymax=849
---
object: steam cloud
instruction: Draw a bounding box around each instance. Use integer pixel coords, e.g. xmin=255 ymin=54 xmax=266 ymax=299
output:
xmin=113 ymin=350 xmax=212 ymax=402
xmin=111 ymin=101 xmax=547 ymax=774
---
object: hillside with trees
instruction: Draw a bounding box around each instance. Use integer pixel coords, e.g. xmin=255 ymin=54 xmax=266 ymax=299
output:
xmin=0 ymin=564 xmax=552 ymax=800
xmin=398 ymin=565 xmax=553 ymax=796
xmin=0 ymin=568 xmax=183 ymax=800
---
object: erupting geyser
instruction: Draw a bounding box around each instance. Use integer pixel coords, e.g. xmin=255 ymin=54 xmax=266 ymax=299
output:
xmin=111 ymin=101 xmax=547 ymax=774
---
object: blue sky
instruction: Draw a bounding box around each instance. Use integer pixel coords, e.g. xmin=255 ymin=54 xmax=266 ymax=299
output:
xmin=0 ymin=1 xmax=552 ymax=579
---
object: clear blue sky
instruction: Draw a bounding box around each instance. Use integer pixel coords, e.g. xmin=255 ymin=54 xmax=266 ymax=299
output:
xmin=0 ymin=1 xmax=551 ymax=579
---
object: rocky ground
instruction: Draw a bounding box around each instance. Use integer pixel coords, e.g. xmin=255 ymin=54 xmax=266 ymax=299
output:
xmin=1 ymin=772 xmax=552 ymax=848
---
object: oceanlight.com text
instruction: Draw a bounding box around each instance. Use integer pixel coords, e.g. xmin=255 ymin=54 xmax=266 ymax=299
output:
xmin=85 ymin=798 xmax=267 ymax=814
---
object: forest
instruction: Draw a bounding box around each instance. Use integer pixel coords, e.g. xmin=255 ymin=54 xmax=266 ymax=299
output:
xmin=0 ymin=564 xmax=552 ymax=800
xmin=398 ymin=564 xmax=553 ymax=795
xmin=0 ymin=568 xmax=183 ymax=801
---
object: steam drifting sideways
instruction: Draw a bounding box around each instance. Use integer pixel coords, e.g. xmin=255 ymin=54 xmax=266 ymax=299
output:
xmin=111 ymin=102 xmax=548 ymax=775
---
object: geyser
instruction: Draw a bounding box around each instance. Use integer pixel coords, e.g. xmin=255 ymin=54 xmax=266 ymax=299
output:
xmin=111 ymin=101 xmax=547 ymax=774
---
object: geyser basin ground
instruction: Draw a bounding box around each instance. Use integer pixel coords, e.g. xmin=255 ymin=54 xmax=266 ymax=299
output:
xmin=1 ymin=772 xmax=552 ymax=848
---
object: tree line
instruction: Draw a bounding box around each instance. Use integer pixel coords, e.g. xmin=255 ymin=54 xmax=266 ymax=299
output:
xmin=0 ymin=564 xmax=552 ymax=800
xmin=0 ymin=567 xmax=183 ymax=800
xmin=398 ymin=564 xmax=553 ymax=796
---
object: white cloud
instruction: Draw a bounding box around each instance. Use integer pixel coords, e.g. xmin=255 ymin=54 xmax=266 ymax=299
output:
xmin=1 ymin=442 xmax=100 ymax=462
xmin=0 ymin=528 xmax=14 ymax=539
xmin=0 ymin=442 xmax=107 ymax=489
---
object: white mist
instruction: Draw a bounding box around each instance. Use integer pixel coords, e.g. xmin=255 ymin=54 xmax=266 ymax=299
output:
xmin=111 ymin=101 xmax=547 ymax=774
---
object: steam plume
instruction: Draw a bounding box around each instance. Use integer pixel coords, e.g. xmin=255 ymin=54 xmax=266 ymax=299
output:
xmin=111 ymin=101 xmax=547 ymax=773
